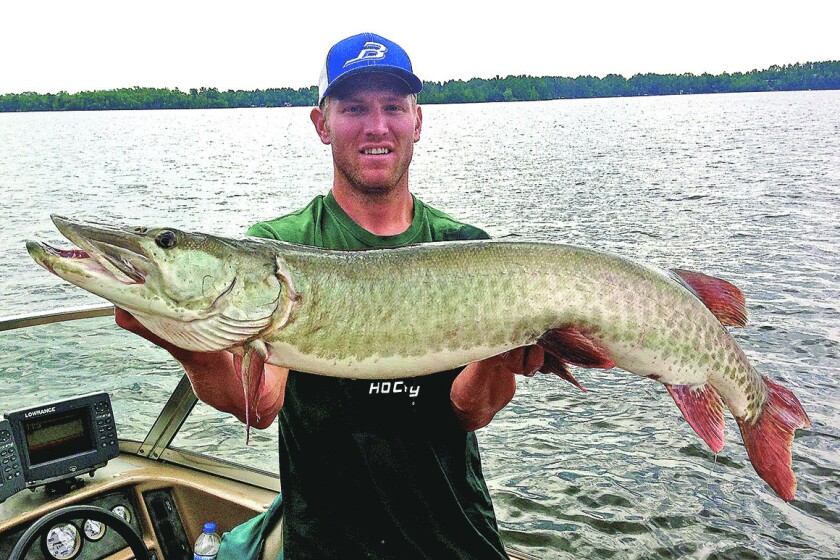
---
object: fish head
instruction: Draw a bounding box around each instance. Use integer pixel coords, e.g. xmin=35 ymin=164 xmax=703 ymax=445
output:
xmin=27 ymin=215 xmax=286 ymax=352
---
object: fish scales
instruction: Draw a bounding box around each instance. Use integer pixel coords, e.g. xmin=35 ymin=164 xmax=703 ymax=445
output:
xmin=276 ymin=242 xmax=567 ymax=368
xmin=275 ymin=242 xmax=757 ymax=409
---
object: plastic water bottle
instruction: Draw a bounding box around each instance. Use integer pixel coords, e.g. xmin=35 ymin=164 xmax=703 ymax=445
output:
xmin=193 ymin=522 xmax=221 ymax=560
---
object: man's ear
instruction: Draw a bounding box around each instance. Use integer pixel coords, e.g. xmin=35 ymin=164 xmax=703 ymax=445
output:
xmin=414 ymin=105 xmax=423 ymax=143
xmin=311 ymin=107 xmax=331 ymax=145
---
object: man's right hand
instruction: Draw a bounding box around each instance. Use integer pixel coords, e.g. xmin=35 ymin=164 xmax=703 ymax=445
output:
xmin=114 ymin=307 xmax=286 ymax=428
xmin=115 ymin=307 xmax=187 ymax=359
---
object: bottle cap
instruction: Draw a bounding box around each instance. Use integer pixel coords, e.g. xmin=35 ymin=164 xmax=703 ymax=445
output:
xmin=203 ymin=522 xmax=217 ymax=533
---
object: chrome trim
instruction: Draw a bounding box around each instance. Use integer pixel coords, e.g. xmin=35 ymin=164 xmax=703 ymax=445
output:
xmin=119 ymin=440 xmax=144 ymax=455
xmin=156 ymin=447 xmax=280 ymax=491
xmin=118 ymin=439 xmax=278 ymax=491
xmin=138 ymin=374 xmax=199 ymax=460
xmin=0 ymin=303 xmax=114 ymax=331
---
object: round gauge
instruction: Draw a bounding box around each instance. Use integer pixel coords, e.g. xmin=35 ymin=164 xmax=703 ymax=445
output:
xmin=111 ymin=505 xmax=132 ymax=523
xmin=44 ymin=523 xmax=81 ymax=559
xmin=83 ymin=518 xmax=106 ymax=541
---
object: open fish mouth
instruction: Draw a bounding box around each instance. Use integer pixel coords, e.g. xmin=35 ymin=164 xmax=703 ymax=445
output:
xmin=49 ymin=242 xmax=146 ymax=284
xmin=27 ymin=215 xmax=151 ymax=285
xmin=29 ymin=240 xmax=147 ymax=285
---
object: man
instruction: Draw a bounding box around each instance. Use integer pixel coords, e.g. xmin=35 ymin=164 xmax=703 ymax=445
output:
xmin=118 ymin=32 xmax=543 ymax=559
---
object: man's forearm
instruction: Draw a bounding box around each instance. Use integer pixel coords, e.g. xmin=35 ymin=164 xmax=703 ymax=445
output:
xmin=450 ymin=362 xmax=516 ymax=432
xmin=450 ymin=346 xmax=544 ymax=431
xmin=178 ymin=352 xmax=286 ymax=429
xmin=116 ymin=307 xmax=284 ymax=428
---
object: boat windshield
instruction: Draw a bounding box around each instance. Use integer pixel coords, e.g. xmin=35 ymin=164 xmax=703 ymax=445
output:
xmin=0 ymin=309 xmax=279 ymax=476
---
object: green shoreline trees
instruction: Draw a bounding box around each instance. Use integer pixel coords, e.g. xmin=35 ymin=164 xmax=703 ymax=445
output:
xmin=2 ymin=61 xmax=838 ymax=113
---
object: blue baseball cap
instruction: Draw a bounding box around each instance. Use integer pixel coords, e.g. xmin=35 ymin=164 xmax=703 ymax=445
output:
xmin=318 ymin=32 xmax=423 ymax=104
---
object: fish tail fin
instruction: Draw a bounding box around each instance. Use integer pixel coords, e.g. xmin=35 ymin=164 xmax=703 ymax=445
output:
xmin=233 ymin=341 xmax=268 ymax=445
xmin=665 ymin=383 xmax=726 ymax=453
xmin=736 ymin=376 xmax=811 ymax=501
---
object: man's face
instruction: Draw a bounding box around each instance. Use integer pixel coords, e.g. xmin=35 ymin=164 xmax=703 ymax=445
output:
xmin=312 ymin=75 xmax=422 ymax=196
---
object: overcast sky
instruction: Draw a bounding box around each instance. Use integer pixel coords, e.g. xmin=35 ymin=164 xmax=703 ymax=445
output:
xmin=1 ymin=0 xmax=837 ymax=95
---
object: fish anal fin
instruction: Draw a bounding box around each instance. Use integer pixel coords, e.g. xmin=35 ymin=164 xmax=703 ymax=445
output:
xmin=233 ymin=341 xmax=268 ymax=444
xmin=666 ymin=383 xmax=726 ymax=453
xmin=538 ymin=328 xmax=616 ymax=370
xmin=736 ymin=376 xmax=811 ymax=501
xmin=671 ymin=269 xmax=748 ymax=327
xmin=541 ymin=353 xmax=587 ymax=392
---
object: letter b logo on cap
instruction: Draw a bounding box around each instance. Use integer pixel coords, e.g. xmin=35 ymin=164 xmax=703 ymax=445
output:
xmin=343 ymin=42 xmax=388 ymax=68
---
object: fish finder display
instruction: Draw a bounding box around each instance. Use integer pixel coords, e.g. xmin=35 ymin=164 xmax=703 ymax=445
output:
xmin=3 ymin=392 xmax=120 ymax=494
xmin=23 ymin=408 xmax=94 ymax=466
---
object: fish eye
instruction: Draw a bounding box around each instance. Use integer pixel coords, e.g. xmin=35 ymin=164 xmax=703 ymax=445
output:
xmin=155 ymin=230 xmax=177 ymax=249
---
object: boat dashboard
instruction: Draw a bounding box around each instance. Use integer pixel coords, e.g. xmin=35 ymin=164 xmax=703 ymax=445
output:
xmin=0 ymin=392 xmax=276 ymax=560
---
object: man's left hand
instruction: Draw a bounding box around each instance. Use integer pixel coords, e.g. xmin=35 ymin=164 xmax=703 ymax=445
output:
xmin=450 ymin=345 xmax=545 ymax=431
xmin=492 ymin=345 xmax=545 ymax=377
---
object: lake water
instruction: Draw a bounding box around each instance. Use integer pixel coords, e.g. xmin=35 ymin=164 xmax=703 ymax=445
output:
xmin=1 ymin=91 xmax=839 ymax=559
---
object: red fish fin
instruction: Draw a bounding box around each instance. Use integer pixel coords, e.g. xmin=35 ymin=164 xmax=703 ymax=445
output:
xmin=233 ymin=341 xmax=268 ymax=445
xmin=735 ymin=376 xmax=811 ymax=501
xmin=665 ymin=383 xmax=725 ymax=453
xmin=538 ymin=328 xmax=616 ymax=370
xmin=541 ymin=353 xmax=587 ymax=391
xmin=671 ymin=269 xmax=748 ymax=327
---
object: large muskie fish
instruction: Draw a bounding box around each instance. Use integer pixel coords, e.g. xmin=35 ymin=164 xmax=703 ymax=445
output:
xmin=27 ymin=216 xmax=810 ymax=501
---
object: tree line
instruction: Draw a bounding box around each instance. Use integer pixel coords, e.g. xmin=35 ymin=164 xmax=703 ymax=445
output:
xmin=0 ymin=86 xmax=316 ymax=112
xmin=2 ymin=61 xmax=838 ymax=113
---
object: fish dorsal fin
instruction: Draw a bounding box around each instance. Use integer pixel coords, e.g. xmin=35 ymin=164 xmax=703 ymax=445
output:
xmin=665 ymin=383 xmax=725 ymax=453
xmin=671 ymin=269 xmax=748 ymax=327
xmin=134 ymin=310 xmax=273 ymax=353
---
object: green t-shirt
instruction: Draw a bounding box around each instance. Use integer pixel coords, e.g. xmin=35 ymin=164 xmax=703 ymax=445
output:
xmin=248 ymin=192 xmax=508 ymax=559
xmin=247 ymin=190 xmax=489 ymax=248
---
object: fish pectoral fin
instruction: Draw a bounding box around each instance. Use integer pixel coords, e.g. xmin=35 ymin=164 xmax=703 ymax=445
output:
xmin=665 ymin=383 xmax=725 ymax=453
xmin=671 ymin=269 xmax=748 ymax=327
xmin=233 ymin=340 xmax=268 ymax=444
xmin=736 ymin=376 xmax=811 ymax=502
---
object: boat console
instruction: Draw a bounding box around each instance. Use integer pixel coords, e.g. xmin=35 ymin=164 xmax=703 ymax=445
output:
xmin=0 ymin=391 xmax=277 ymax=560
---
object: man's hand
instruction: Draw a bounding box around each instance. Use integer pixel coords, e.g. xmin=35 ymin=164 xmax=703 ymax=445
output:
xmin=450 ymin=345 xmax=545 ymax=432
xmin=114 ymin=307 xmax=286 ymax=428
xmin=115 ymin=307 xmax=188 ymax=360
xmin=493 ymin=345 xmax=545 ymax=377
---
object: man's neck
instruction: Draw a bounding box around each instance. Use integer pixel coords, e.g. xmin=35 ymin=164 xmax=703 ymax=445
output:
xmin=331 ymin=184 xmax=414 ymax=236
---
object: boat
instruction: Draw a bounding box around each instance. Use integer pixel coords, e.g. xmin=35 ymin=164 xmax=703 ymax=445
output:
xmin=0 ymin=305 xmax=538 ymax=559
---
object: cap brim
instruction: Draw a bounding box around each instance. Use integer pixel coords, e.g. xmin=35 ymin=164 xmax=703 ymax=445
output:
xmin=320 ymin=65 xmax=423 ymax=103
